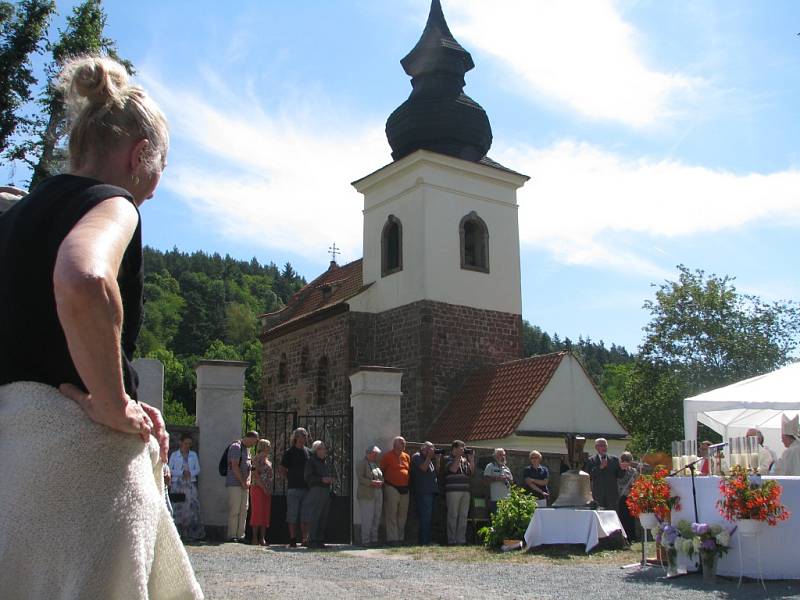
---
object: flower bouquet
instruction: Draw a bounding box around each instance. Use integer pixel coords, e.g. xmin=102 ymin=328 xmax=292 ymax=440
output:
xmin=675 ymin=520 xmax=733 ymax=583
xmin=653 ymin=522 xmax=680 ymax=576
xmin=717 ymin=466 xmax=790 ymax=526
xmin=626 ymin=467 xmax=681 ymax=523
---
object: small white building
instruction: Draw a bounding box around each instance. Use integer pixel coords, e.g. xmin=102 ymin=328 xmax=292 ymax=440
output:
xmin=428 ymin=351 xmax=629 ymax=456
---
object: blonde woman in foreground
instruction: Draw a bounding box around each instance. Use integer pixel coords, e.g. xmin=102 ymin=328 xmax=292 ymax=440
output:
xmin=0 ymin=56 xmax=203 ymax=599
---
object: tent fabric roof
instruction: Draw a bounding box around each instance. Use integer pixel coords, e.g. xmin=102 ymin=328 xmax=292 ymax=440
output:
xmin=684 ymin=362 xmax=800 ymax=452
xmin=427 ymin=352 xmax=567 ymax=443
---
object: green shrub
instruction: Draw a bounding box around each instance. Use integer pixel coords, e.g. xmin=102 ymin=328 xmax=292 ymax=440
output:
xmin=478 ymin=485 xmax=536 ymax=548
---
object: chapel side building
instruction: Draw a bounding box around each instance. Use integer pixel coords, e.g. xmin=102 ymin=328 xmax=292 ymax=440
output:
xmin=259 ymin=0 xmax=529 ymax=441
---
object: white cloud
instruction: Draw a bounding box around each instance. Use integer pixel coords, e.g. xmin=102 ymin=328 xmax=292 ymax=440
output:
xmin=143 ymin=72 xmax=800 ymax=279
xmin=496 ymin=140 xmax=800 ymax=275
xmin=145 ymin=72 xmax=387 ymax=263
xmin=446 ymin=0 xmax=701 ymax=127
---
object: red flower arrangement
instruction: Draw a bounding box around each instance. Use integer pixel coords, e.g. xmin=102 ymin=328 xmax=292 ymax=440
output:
xmin=717 ymin=466 xmax=790 ymax=526
xmin=626 ymin=467 xmax=681 ymax=520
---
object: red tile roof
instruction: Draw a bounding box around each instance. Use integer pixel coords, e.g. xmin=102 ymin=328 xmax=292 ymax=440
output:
xmin=260 ymin=259 xmax=368 ymax=337
xmin=427 ymin=352 xmax=568 ymax=443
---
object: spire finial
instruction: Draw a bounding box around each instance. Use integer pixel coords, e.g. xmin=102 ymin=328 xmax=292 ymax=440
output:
xmin=328 ymin=242 xmax=340 ymax=267
xmin=386 ymin=0 xmax=492 ymax=162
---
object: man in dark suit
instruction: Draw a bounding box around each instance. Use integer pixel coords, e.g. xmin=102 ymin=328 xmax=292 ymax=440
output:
xmin=584 ymin=438 xmax=623 ymax=509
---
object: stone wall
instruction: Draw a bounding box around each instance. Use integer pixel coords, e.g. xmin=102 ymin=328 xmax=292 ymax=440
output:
xmin=261 ymin=299 xmax=521 ymax=441
xmin=354 ymin=300 xmax=522 ymax=440
xmin=261 ymin=312 xmax=351 ymax=414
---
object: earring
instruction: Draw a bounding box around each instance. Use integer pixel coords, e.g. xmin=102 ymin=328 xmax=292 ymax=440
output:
xmin=132 ymin=174 xmax=140 ymax=186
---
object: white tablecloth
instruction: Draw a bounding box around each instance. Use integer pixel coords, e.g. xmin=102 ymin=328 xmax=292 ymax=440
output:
xmin=668 ymin=476 xmax=800 ymax=579
xmin=524 ymin=508 xmax=626 ymax=553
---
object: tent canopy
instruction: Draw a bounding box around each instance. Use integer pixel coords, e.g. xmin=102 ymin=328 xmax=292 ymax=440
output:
xmin=683 ymin=362 xmax=800 ymax=454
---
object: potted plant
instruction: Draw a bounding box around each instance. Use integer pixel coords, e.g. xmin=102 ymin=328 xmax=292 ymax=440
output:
xmin=675 ymin=520 xmax=733 ymax=583
xmin=478 ymin=486 xmax=536 ymax=549
xmin=626 ymin=467 xmax=681 ymax=528
xmin=718 ymin=466 xmax=790 ymax=532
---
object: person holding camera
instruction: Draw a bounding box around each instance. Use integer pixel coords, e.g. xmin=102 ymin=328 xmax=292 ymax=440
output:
xmin=410 ymin=441 xmax=439 ymax=545
xmin=445 ymin=440 xmax=475 ymax=545
xmin=483 ymin=448 xmax=513 ymax=514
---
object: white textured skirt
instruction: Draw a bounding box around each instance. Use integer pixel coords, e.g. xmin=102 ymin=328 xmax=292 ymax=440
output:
xmin=0 ymin=382 xmax=203 ymax=599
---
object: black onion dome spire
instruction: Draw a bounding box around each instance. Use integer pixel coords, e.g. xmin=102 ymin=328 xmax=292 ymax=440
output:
xmin=386 ymin=0 xmax=492 ymax=162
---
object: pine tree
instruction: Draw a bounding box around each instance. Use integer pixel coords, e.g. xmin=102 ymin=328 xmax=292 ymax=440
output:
xmin=0 ymin=0 xmax=55 ymax=156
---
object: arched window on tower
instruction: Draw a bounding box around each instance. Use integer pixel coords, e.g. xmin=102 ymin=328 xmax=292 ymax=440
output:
xmin=381 ymin=215 xmax=403 ymax=277
xmin=278 ymin=352 xmax=288 ymax=384
xmin=460 ymin=211 xmax=489 ymax=273
xmin=316 ymin=356 xmax=329 ymax=406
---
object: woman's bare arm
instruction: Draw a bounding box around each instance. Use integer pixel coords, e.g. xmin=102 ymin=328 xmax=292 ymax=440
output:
xmin=54 ymin=197 xmax=154 ymax=442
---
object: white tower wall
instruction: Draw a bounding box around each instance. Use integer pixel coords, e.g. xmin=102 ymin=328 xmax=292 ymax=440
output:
xmin=350 ymin=149 xmax=528 ymax=316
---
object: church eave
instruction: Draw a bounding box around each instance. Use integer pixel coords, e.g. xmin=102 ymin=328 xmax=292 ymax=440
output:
xmin=259 ymin=303 xmax=350 ymax=343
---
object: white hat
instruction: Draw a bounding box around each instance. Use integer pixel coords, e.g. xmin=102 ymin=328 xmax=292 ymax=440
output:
xmin=781 ymin=414 xmax=799 ymax=437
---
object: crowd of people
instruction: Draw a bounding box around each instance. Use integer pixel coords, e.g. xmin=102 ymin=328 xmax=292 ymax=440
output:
xmin=189 ymin=426 xmax=797 ymax=550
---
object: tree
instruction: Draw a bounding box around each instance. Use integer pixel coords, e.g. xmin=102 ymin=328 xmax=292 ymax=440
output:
xmin=27 ymin=0 xmax=132 ymax=188
xmin=619 ymin=265 xmax=800 ymax=453
xmin=641 ymin=265 xmax=800 ymax=391
xmin=137 ymin=270 xmax=185 ymax=355
xmin=0 ymin=0 xmax=55 ymax=156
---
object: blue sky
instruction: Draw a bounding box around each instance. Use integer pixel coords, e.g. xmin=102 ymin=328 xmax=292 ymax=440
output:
xmin=5 ymin=0 xmax=800 ymax=351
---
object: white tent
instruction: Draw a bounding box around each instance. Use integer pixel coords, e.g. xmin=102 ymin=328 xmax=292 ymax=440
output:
xmin=683 ymin=362 xmax=800 ymax=454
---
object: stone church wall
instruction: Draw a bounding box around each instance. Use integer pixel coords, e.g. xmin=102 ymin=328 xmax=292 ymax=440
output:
xmin=261 ymin=312 xmax=351 ymax=415
xmin=353 ymin=299 xmax=522 ymax=441
xmin=261 ymin=299 xmax=522 ymax=440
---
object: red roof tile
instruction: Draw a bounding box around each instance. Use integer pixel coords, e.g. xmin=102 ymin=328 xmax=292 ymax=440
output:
xmin=261 ymin=259 xmax=367 ymax=336
xmin=427 ymin=352 xmax=567 ymax=443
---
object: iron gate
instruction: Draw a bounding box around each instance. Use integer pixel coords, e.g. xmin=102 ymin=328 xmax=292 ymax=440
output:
xmin=243 ymin=407 xmax=353 ymax=544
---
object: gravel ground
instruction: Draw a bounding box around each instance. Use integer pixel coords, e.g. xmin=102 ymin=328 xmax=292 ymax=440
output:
xmin=187 ymin=543 xmax=800 ymax=600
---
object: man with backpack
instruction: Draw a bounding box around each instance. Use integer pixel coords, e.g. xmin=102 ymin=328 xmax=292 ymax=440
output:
xmin=223 ymin=430 xmax=259 ymax=542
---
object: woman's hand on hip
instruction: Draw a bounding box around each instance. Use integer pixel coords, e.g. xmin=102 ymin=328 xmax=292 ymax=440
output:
xmin=139 ymin=401 xmax=169 ymax=462
xmin=59 ymin=382 xmax=152 ymax=442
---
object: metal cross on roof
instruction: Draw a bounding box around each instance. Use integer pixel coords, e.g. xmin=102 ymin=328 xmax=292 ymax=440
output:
xmin=328 ymin=242 xmax=340 ymax=263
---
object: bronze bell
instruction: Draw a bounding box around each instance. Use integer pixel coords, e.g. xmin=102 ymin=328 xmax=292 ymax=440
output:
xmin=552 ymin=470 xmax=593 ymax=507
xmin=552 ymin=434 xmax=593 ymax=507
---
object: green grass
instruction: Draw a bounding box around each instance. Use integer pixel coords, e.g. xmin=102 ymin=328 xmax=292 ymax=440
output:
xmin=382 ymin=541 xmax=651 ymax=566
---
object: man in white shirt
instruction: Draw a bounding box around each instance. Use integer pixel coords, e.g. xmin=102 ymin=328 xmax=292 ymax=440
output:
xmin=483 ymin=448 xmax=513 ymax=514
xmin=775 ymin=415 xmax=800 ymax=476
xmin=745 ymin=428 xmax=776 ymax=475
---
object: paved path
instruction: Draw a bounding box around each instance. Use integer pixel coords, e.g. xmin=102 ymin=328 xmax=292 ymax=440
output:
xmin=187 ymin=544 xmax=800 ymax=599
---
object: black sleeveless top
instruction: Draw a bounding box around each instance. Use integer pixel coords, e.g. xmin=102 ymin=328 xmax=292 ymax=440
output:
xmin=0 ymin=175 xmax=143 ymax=399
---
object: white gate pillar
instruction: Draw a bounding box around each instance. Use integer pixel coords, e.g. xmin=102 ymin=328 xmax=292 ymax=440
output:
xmin=132 ymin=358 xmax=164 ymax=413
xmin=195 ymin=359 xmax=249 ymax=535
xmin=350 ymin=367 xmax=403 ymax=540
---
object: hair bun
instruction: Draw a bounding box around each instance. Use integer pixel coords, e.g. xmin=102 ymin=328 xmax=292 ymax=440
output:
xmin=62 ymin=56 xmax=129 ymax=108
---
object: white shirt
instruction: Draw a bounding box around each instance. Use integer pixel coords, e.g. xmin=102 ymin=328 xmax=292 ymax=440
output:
xmin=483 ymin=461 xmax=513 ymax=501
xmin=775 ymin=439 xmax=800 ymax=476
xmin=169 ymin=450 xmax=201 ymax=483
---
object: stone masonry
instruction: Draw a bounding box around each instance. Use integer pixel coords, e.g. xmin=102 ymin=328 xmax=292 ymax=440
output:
xmin=261 ymin=299 xmax=522 ymax=440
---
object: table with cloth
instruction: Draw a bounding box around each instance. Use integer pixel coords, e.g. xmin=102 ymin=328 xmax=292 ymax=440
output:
xmin=524 ymin=508 xmax=626 ymax=552
xmin=668 ymin=476 xmax=800 ymax=579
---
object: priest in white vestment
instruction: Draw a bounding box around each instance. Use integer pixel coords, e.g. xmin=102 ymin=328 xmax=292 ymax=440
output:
xmin=775 ymin=415 xmax=800 ymax=476
xmin=746 ymin=428 xmax=777 ymax=475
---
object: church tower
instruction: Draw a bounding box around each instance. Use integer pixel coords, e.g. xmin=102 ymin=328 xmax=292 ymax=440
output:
xmin=260 ymin=0 xmax=529 ymax=441
xmin=349 ymin=0 xmax=529 ymax=438
xmin=351 ymin=0 xmax=527 ymax=318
